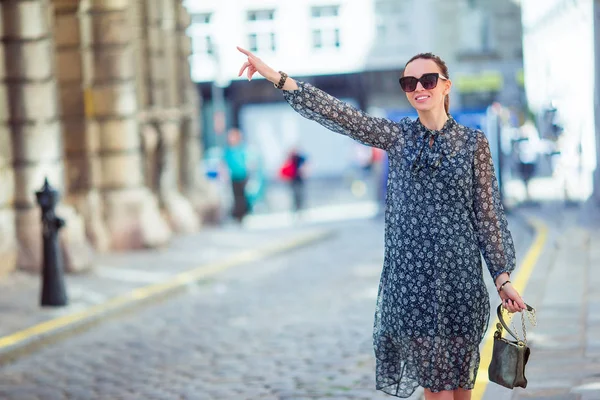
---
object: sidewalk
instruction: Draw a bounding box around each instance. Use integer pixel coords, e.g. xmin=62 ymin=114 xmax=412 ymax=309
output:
xmin=0 ymin=221 xmax=335 ymax=364
xmin=481 ymin=202 xmax=600 ymax=400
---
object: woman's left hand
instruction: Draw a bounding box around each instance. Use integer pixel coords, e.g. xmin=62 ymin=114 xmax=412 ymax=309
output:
xmin=498 ymin=282 xmax=527 ymax=313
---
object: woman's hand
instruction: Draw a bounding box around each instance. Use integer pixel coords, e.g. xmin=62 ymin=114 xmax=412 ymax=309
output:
xmin=237 ymin=46 xmax=279 ymax=83
xmin=498 ymin=282 xmax=527 ymax=313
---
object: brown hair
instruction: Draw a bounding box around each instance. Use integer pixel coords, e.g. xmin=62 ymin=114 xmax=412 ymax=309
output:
xmin=403 ymin=53 xmax=450 ymax=115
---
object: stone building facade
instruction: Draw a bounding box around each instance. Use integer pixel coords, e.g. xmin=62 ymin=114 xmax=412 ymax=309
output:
xmin=0 ymin=0 xmax=219 ymax=277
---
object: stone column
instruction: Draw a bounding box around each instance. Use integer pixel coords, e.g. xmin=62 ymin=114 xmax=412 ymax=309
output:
xmin=176 ymin=1 xmax=220 ymax=224
xmin=3 ymin=0 xmax=91 ymax=272
xmin=129 ymin=0 xmax=155 ymax=192
xmin=0 ymin=3 xmax=17 ymax=277
xmin=87 ymin=0 xmax=171 ymax=250
xmin=54 ymin=0 xmax=109 ymax=252
xmin=140 ymin=0 xmax=199 ymax=233
xmin=133 ymin=0 xmax=162 ymax=196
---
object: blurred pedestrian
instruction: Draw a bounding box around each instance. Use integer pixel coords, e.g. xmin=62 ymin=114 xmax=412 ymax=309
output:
xmin=279 ymin=147 xmax=308 ymax=213
xmin=223 ymin=128 xmax=250 ymax=223
xmin=237 ymin=47 xmax=528 ymax=400
xmin=515 ymin=120 xmax=540 ymax=203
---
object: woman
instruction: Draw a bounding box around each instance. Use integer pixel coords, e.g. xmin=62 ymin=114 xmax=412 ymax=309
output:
xmin=237 ymin=47 xmax=527 ymax=400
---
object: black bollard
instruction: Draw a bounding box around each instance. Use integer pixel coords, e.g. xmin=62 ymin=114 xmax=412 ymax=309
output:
xmin=35 ymin=177 xmax=68 ymax=307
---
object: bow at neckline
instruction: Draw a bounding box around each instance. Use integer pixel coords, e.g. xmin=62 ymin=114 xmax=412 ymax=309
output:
xmin=412 ymin=116 xmax=456 ymax=173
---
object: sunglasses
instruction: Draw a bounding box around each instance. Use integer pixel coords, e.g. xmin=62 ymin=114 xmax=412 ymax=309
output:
xmin=399 ymin=73 xmax=448 ymax=93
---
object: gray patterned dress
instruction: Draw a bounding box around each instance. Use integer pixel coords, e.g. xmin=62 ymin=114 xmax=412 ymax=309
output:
xmin=283 ymin=82 xmax=516 ymax=397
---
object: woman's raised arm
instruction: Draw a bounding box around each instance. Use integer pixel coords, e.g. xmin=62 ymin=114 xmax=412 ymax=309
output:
xmin=237 ymin=47 xmax=406 ymax=150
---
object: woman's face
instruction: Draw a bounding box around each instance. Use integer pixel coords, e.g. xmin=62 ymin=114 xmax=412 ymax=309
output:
xmin=403 ymin=58 xmax=451 ymax=114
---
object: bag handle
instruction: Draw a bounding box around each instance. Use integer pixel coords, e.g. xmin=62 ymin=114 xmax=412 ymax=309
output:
xmin=496 ymin=304 xmax=535 ymax=343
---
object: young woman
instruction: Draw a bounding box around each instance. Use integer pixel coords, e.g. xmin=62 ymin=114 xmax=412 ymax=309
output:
xmin=236 ymin=47 xmax=527 ymax=400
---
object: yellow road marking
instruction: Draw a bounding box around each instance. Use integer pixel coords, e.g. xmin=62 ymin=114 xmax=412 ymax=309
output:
xmin=472 ymin=218 xmax=549 ymax=399
xmin=0 ymin=229 xmax=332 ymax=351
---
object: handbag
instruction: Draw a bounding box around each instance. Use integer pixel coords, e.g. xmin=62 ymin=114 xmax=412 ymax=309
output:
xmin=488 ymin=303 xmax=537 ymax=389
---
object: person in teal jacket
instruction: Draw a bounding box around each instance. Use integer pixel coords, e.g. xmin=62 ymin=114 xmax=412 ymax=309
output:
xmin=223 ymin=128 xmax=250 ymax=222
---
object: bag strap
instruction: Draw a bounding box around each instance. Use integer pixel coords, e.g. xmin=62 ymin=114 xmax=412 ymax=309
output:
xmin=496 ymin=304 xmax=535 ymax=343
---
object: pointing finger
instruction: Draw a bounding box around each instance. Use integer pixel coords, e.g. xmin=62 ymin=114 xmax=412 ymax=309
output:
xmin=237 ymin=46 xmax=250 ymax=55
xmin=237 ymin=46 xmax=256 ymax=59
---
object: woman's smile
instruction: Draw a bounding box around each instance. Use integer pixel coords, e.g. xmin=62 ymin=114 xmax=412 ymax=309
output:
xmin=414 ymin=94 xmax=431 ymax=103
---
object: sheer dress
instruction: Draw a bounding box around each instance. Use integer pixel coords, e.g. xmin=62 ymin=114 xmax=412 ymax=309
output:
xmin=283 ymin=82 xmax=516 ymax=397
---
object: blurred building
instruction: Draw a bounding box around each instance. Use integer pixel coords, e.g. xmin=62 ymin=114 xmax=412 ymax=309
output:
xmin=452 ymin=0 xmax=525 ymax=111
xmin=0 ymin=0 xmax=218 ymax=277
xmin=520 ymin=0 xmax=595 ymax=200
xmin=185 ymin=0 xmax=525 ymax=178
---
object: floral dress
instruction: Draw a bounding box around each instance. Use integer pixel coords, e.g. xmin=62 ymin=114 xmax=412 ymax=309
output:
xmin=283 ymin=82 xmax=516 ymax=397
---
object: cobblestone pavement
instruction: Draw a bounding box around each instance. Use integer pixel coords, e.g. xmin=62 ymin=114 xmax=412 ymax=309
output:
xmin=0 ymin=217 xmax=530 ymax=400
xmin=0 ymin=224 xmax=329 ymax=339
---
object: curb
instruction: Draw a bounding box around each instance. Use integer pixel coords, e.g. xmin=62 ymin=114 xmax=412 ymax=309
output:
xmin=0 ymin=228 xmax=336 ymax=366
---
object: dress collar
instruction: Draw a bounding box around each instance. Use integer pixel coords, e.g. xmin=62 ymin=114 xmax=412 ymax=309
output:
xmin=411 ymin=115 xmax=456 ymax=173
xmin=415 ymin=115 xmax=456 ymax=139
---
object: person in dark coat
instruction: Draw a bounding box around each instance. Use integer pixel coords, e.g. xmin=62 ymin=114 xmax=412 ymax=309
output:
xmin=281 ymin=147 xmax=307 ymax=213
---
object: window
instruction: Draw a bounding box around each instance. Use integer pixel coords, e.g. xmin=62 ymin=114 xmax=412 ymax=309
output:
xmin=246 ymin=9 xmax=277 ymax=53
xmin=312 ymin=30 xmax=322 ymax=48
xmin=312 ymin=28 xmax=340 ymax=49
xmin=247 ymin=33 xmax=276 ymax=52
xmin=270 ymin=32 xmax=276 ymax=51
xmin=310 ymin=4 xmax=341 ymax=49
xmin=193 ymin=35 xmax=213 ymax=55
xmin=189 ymin=12 xmax=214 ymax=56
xmin=311 ymin=5 xmax=339 ymax=18
xmin=246 ymin=32 xmax=276 ymax=51
xmin=248 ymin=33 xmax=258 ymax=52
xmin=247 ymin=10 xmax=275 ymax=21
xmin=191 ymin=13 xmax=212 ymax=24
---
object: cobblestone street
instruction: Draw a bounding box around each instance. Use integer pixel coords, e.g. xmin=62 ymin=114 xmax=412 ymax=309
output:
xmin=0 ymin=0 xmax=598 ymax=399
xmin=0 ymin=217 xmax=530 ymax=400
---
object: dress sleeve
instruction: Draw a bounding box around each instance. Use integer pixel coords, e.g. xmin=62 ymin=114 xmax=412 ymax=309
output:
xmin=283 ymin=81 xmax=405 ymax=150
xmin=472 ymin=131 xmax=516 ymax=281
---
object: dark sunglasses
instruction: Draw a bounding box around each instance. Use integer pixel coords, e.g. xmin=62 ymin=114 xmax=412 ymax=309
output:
xmin=399 ymin=72 xmax=448 ymax=93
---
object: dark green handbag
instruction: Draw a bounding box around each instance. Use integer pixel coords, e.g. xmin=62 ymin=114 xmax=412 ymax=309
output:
xmin=488 ymin=303 xmax=536 ymax=389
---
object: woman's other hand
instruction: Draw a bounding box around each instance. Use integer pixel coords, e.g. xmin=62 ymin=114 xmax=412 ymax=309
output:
xmin=498 ymin=282 xmax=527 ymax=313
